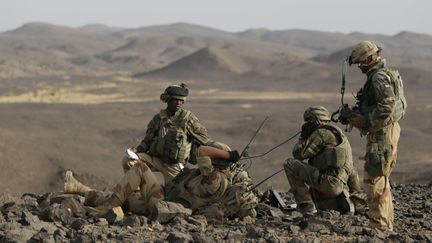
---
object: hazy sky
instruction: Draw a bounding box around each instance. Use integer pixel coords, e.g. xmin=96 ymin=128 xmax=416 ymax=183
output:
xmin=1 ymin=0 xmax=431 ymax=35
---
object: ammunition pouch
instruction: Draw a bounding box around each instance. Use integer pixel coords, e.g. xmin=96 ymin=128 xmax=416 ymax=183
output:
xmin=149 ymin=129 xmax=191 ymax=164
xmin=148 ymin=110 xmax=192 ymax=164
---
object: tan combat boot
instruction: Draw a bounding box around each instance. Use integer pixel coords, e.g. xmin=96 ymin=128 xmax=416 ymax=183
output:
xmin=64 ymin=170 xmax=92 ymax=194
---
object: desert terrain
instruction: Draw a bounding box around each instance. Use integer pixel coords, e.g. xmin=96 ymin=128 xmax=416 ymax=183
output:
xmin=0 ymin=22 xmax=431 ymax=196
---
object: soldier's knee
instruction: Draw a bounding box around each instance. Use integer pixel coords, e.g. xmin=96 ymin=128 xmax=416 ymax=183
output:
xmin=283 ymin=158 xmax=298 ymax=175
xmin=122 ymin=155 xmax=137 ymax=173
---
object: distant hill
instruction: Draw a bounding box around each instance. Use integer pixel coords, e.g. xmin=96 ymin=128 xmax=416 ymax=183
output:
xmin=1 ymin=22 xmax=432 ymax=87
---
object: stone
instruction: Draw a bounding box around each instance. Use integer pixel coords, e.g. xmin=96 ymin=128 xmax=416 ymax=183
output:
xmin=43 ymin=203 xmax=74 ymax=225
xmin=139 ymin=216 xmax=148 ymax=226
xmin=151 ymin=221 xmax=165 ymax=231
xmin=290 ymin=225 xmax=301 ymax=235
xmin=290 ymin=211 xmax=304 ymax=219
xmin=30 ymin=228 xmax=53 ymax=242
xmin=53 ymin=228 xmax=68 ymax=242
xmin=246 ymin=225 xmax=263 ymax=238
xmin=122 ymin=215 xmax=141 ymax=227
xmin=289 ymin=237 xmax=307 ymax=243
xmin=95 ymin=218 xmax=108 ymax=226
xmin=255 ymin=202 xmax=287 ymax=221
xmin=61 ymin=197 xmax=86 ymax=218
xmin=223 ymin=229 xmax=244 ymax=240
xmin=167 ymin=231 xmax=193 ymax=243
xmin=70 ymin=218 xmax=87 ymax=230
xmin=21 ymin=193 xmax=39 ymax=208
xmin=186 ymin=215 xmax=208 ymax=230
xmin=192 ymin=232 xmax=212 ymax=243
xmin=104 ymin=206 xmax=124 ymax=224
xmin=19 ymin=209 xmax=41 ymax=227
xmin=71 ymin=234 xmax=93 ymax=243
xmin=151 ymin=201 xmax=192 ymax=224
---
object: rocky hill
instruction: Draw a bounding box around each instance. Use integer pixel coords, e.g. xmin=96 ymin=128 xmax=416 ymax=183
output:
xmin=1 ymin=183 xmax=431 ymax=242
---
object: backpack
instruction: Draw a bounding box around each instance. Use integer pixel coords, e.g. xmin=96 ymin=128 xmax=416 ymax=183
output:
xmin=381 ymin=68 xmax=407 ymax=122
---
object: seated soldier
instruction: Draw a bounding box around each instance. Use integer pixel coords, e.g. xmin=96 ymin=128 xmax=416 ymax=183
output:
xmin=283 ymin=106 xmax=362 ymax=214
xmin=64 ymin=143 xmax=257 ymax=219
xmin=122 ymin=83 xmax=213 ymax=183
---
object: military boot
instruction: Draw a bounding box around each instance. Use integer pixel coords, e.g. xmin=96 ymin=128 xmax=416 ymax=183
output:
xmin=64 ymin=170 xmax=92 ymax=194
xmin=297 ymin=202 xmax=317 ymax=215
xmin=337 ymin=190 xmax=355 ymax=214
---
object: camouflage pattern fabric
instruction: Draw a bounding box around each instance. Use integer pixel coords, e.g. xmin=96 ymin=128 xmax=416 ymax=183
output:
xmin=356 ymin=59 xmax=405 ymax=135
xmin=122 ymin=108 xmax=212 ymax=181
xmin=72 ymin=162 xmax=165 ymax=216
xmin=122 ymin=152 xmax=182 ymax=183
xmin=284 ymin=125 xmax=359 ymax=212
xmin=165 ymin=157 xmax=257 ymax=218
xmin=138 ymin=108 xmax=212 ymax=152
xmin=284 ymin=158 xmax=345 ymax=208
xmin=80 ymin=155 xmax=256 ymax=219
xmin=355 ymin=59 xmax=404 ymax=231
xmin=363 ymin=122 xmax=400 ymax=231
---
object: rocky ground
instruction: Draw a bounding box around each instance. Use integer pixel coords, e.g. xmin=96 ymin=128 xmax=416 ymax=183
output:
xmin=1 ymin=182 xmax=431 ymax=243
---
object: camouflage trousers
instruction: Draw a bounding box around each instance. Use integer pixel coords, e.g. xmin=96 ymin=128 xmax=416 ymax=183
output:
xmin=85 ymin=162 xmax=165 ymax=216
xmin=363 ymin=122 xmax=400 ymax=231
xmin=122 ymin=152 xmax=182 ymax=183
xmin=283 ymin=159 xmax=347 ymax=211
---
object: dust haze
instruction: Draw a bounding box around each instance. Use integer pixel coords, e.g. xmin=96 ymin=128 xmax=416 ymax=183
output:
xmin=1 ymin=22 xmax=431 ymax=194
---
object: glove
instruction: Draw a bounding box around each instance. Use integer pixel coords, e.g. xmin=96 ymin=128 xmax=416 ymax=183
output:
xmin=300 ymin=121 xmax=319 ymax=140
xmin=348 ymin=114 xmax=362 ymax=128
xmin=135 ymin=145 xmax=146 ymax=153
xmin=228 ymin=150 xmax=241 ymax=163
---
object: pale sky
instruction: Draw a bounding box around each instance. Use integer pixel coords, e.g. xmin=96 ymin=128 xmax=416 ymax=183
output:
xmin=1 ymin=0 xmax=431 ymax=35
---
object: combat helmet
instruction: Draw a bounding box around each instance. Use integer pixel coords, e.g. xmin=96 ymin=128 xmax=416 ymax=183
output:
xmin=160 ymin=83 xmax=189 ymax=102
xmin=349 ymin=40 xmax=381 ymax=66
xmin=304 ymin=106 xmax=331 ymax=122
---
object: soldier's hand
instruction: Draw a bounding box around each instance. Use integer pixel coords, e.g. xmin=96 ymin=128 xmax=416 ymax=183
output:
xmin=135 ymin=145 xmax=146 ymax=153
xmin=348 ymin=114 xmax=362 ymax=128
xmin=300 ymin=122 xmax=317 ymax=139
xmin=228 ymin=150 xmax=241 ymax=163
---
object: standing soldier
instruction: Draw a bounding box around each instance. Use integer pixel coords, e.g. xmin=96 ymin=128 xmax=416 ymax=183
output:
xmin=348 ymin=41 xmax=407 ymax=231
xmin=123 ymin=83 xmax=213 ymax=182
xmin=284 ymin=106 xmax=362 ymax=214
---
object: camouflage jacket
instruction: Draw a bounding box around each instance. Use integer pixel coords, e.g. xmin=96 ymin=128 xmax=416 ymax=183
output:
xmin=293 ymin=124 xmax=353 ymax=179
xmin=164 ymin=156 xmax=257 ymax=218
xmin=138 ymin=108 xmax=212 ymax=152
xmin=293 ymin=127 xmax=339 ymax=161
xmin=356 ymin=59 xmax=405 ymax=134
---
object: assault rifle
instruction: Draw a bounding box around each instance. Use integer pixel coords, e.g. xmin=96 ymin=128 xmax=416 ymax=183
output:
xmin=331 ymin=57 xmax=358 ymax=132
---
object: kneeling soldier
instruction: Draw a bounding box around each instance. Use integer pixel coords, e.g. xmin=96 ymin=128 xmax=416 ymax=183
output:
xmin=284 ymin=106 xmax=361 ymax=214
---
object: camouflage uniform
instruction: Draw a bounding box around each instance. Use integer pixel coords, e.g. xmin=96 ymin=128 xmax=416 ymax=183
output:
xmin=68 ymin=148 xmax=257 ymax=219
xmin=284 ymin=123 xmax=359 ymax=213
xmin=354 ymin=59 xmax=406 ymax=231
xmin=123 ymin=108 xmax=212 ymax=182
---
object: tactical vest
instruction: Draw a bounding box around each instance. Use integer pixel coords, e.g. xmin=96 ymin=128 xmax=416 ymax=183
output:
xmin=358 ymin=67 xmax=407 ymax=123
xmin=148 ymin=109 xmax=192 ymax=164
xmin=309 ymin=124 xmax=353 ymax=176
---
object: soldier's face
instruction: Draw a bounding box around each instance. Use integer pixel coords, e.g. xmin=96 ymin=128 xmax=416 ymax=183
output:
xmin=167 ymin=98 xmax=184 ymax=113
